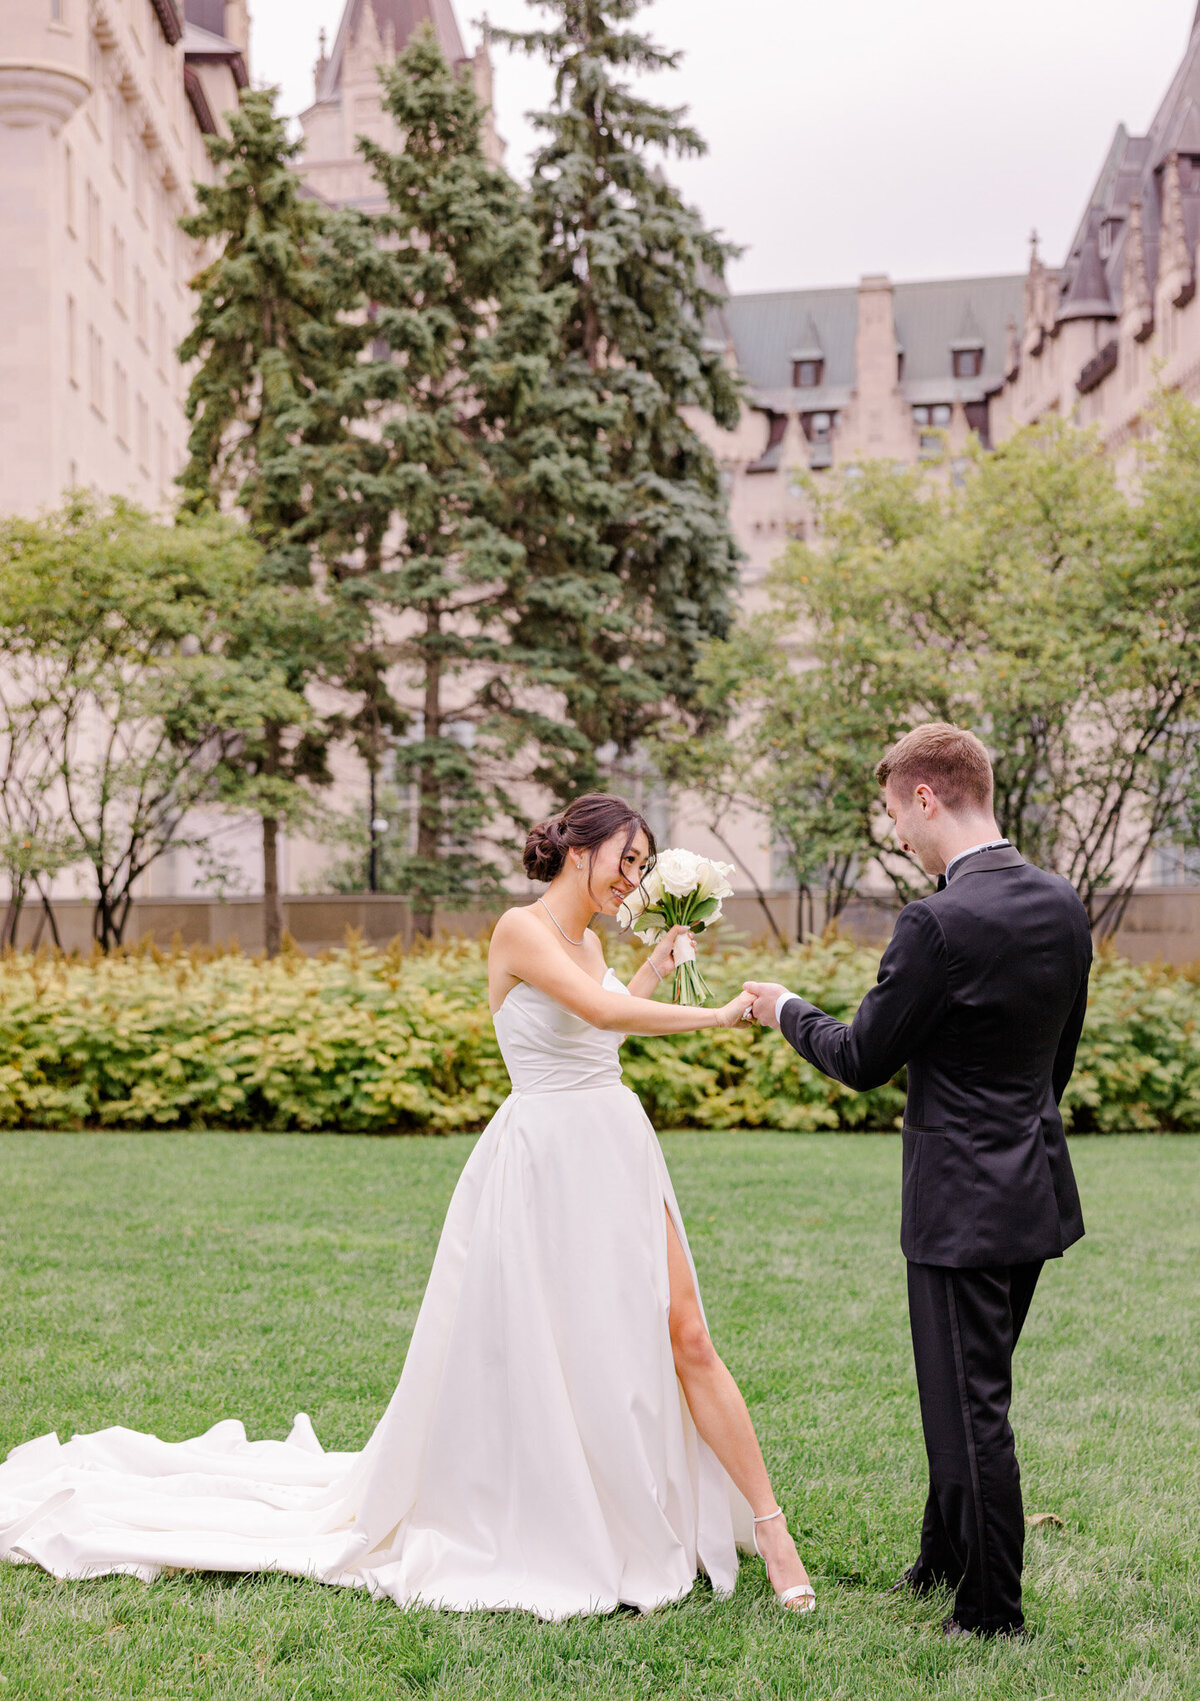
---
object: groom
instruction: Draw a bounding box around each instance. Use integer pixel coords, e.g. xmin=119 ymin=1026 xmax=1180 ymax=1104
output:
xmin=745 ymin=722 xmax=1091 ymax=1641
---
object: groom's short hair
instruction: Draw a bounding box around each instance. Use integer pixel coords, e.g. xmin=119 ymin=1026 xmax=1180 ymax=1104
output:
xmin=875 ymin=723 xmax=993 ymax=814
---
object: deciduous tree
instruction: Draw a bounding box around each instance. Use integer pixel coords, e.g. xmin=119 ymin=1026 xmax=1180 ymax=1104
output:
xmin=0 ymin=499 xmax=312 ymax=950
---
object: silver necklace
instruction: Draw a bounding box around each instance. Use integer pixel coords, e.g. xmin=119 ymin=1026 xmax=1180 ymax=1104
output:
xmin=539 ymin=896 xmax=586 ymax=946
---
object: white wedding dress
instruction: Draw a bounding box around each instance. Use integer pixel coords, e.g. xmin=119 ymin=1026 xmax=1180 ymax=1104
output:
xmin=0 ymin=969 xmax=753 ymax=1619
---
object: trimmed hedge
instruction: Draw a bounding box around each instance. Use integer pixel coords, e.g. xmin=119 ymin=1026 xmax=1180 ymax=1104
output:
xmin=0 ymin=935 xmax=1196 ymax=1133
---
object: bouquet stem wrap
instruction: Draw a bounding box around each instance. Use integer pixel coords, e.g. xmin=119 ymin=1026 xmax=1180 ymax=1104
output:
xmin=619 ymin=851 xmax=736 ymax=1007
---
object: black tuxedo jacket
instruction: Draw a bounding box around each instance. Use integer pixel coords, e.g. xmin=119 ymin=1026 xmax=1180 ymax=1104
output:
xmin=780 ymin=847 xmax=1091 ymax=1267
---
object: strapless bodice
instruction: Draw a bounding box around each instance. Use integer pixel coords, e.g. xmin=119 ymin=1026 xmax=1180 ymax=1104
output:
xmin=491 ymin=968 xmax=629 ymax=1095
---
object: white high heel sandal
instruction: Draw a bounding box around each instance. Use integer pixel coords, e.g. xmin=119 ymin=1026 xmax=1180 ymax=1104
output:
xmin=753 ymin=1507 xmax=817 ymax=1614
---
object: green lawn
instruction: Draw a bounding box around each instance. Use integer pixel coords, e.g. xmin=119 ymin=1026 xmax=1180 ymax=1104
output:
xmin=0 ymin=1132 xmax=1196 ymax=1700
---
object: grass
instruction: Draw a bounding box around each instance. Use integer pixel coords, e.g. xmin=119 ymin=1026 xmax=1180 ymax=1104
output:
xmin=0 ymin=1131 xmax=1197 ymax=1700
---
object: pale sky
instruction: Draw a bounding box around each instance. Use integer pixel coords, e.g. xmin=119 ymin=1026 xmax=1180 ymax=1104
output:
xmin=249 ymin=0 xmax=1200 ymax=293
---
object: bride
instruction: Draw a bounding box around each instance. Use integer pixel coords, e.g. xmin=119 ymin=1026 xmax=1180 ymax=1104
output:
xmin=0 ymin=793 xmax=815 ymax=1620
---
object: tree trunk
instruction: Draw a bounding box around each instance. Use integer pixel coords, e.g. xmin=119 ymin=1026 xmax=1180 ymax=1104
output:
xmin=263 ymin=815 xmax=283 ymax=957
xmin=412 ymin=629 xmax=442 ymax=940
xmin=2 ymin=875 xmax=25 ymax=949
xmin=29 ymin=882 xmax=61 ymax=951
xmin=262 ymin=722 xmax=285 ymax=957
xmin=93 ymin=888 xmax=124 ymax=952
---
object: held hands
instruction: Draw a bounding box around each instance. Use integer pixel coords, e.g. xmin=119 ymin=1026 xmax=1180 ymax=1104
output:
xmin=714 ymin=989 xmax=757 ymax=1028
xmin=742 ymin=981 xmax=790 ymax=1030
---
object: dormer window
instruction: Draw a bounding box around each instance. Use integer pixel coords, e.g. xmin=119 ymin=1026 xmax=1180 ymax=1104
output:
xmin=802 ymin=411 xmax=838 ymax=443
xmin=1099 ymin=216 xmax=1122 ymax=259
xmin=952 ymin=347 xmax=983 ymax=379
xmin=793 ymin=358 xmax=823 ymax=388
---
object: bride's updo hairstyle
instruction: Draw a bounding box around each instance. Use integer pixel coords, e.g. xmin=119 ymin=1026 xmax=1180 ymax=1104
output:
xmin=524 ymin=793 xmax=657 ymax=898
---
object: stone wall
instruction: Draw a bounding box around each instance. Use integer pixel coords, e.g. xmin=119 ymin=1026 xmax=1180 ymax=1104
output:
xmin=11 ymin=887 xmax=1200 ymax=966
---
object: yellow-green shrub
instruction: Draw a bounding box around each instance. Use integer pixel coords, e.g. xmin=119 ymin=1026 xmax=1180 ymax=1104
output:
xmin=0 ymin=936 xmax=1194 ymax=1133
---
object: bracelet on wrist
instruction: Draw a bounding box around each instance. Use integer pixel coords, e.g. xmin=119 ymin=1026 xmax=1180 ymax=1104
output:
xmin=649 ymin=958 xmax=665 ymax=983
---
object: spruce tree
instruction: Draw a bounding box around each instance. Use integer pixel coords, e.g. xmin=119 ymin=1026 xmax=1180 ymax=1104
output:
xmin=314 ymin=27 xmax=617 ymax=934
xmin=179 ymin=88 xmax=363 ymax=953
xmin=493 ymin=0 xmax=743 ymax=760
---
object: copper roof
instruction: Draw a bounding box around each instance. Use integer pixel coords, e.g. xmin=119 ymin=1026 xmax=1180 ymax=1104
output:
xmin=723 ymin=274 xmax=1023 ymax=407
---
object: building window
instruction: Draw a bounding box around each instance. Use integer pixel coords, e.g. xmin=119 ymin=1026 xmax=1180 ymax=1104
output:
xmin=135 ymin=268 xmax=149 ymax=346
xmin=914 ymin=403 xmax=951 ymax=456
xmin=88 ymin=326 xmax=104 ymax=417
xmin=964 ymin=400 xmax=990 ymax=447
xmin=1149 ymin=843 xmax=1200 ymax=886
xmin=133 ymin=147 xmax=147 ymax=225
xmin=793 ymin=358 xmax=823 ymax=388
xmin=114 ymin=363 xmax=130 ymax=449
xmin=802 ymin=411 xmax=838 ymax=443
xmin=67 ymin=295 xmax=78 ymax=386
xmin=112 ymin=228 xmax=127 ymax=315
xmin=110 ymin=89 xmax=126 ymax=183
xmin=51 ymin=0 xmax=64 ymax=20
xmin=155 ymin=183 xmax=168 ymax=262
xmin=64 ymin=143 xmax=75 ymax=234
xmin=137 ymin=394 xmax=151 ymax=474
xmin=952 ymin=347 xmax=983 ymax=379
xmin=86 ymin=180 xmax=102 ymax=273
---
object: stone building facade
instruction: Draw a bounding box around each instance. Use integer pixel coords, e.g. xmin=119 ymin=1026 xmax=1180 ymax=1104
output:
xmin=692 ymin=271 xmax=1023 ymax=594
xmin=0 ymin=0 xmax=247 ymax=519
xmin=4 ymin=0 xmax=1199 ymax=912
xmin=296 ymin=0 xmax=501 ymax=206
xmin=991 ymin=5 xmax=1200 ymax=457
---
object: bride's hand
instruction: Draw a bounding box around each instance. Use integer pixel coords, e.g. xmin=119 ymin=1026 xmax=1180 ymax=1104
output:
xmin=713 ymin=989 xmax=756 ymax=1029
xmin=650 ymin=924 xmax=695 ymax=978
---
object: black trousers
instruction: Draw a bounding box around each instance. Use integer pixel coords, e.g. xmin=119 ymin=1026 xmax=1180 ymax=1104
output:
xmin=906 ymin=1259 xmax=1043 ymax=1634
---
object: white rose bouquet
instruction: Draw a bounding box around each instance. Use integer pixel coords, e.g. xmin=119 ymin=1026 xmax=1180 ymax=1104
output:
xmin=618 ymin=849 xmax=736 ymax=1005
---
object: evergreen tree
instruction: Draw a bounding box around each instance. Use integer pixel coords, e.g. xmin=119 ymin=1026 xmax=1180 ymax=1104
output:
xmin=314 ymin=27 xmax=618 ymax=934
xmin=179 ymin=88 xmax=363 ymax=953
xmin=493 ymin=0 xmax=743 ymax=760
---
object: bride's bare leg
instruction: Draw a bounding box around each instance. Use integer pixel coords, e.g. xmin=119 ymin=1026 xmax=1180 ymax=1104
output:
xmin=664 ymin=1207 xmax=812 ymax=1603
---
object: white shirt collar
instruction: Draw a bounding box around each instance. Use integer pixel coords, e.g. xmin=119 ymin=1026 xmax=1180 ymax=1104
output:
xmin=944 ymin=838 xmax=1011 ymax=882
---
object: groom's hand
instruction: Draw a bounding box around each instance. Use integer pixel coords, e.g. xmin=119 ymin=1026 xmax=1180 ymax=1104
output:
xmin=743 ymin=981 xmax=790 ymax=1030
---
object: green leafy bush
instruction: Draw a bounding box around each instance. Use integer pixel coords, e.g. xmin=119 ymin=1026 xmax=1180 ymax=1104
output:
xmin=0 ymin=936 xmax=1194 ymax=1133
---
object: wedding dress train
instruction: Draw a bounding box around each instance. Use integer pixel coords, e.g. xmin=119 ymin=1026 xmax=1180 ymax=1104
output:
xmin=0 ymin=970 xmax=753 ymax=1618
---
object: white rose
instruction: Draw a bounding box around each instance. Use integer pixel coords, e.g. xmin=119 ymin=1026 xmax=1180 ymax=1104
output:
xmin=618 ymin=890 xmax=647 ymax=929
xmin=640 ymin=865 xmax=665 ymax=906
xmin=655 ymin=847 xmax=702 ymax=899
xmin=618 ymin=865 xmax=662 ymax=931
xmin=695 ymin=858 xmax=736 ymax=903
